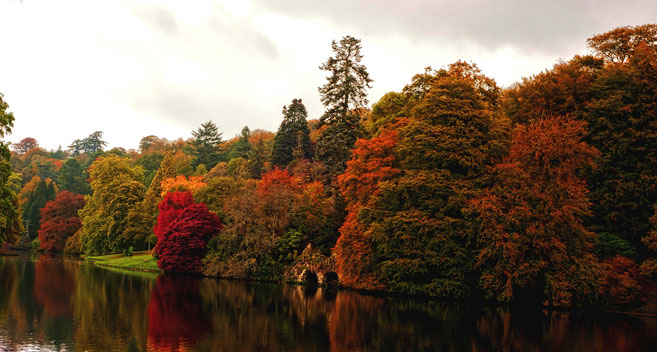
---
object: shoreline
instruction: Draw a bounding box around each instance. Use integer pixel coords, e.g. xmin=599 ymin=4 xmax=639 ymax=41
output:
xmin=69 ymin=251 xmax=657 ymax=316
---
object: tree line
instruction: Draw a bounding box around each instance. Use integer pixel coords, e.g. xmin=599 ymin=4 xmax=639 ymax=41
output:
xmin=1 ymin=25 xmax=657 ymax=308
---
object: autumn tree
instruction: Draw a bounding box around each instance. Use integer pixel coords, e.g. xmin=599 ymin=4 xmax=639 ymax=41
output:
xmin=122 ymin=152 xmax=176 ymax=251
xmin=503 ymin=26 xmax=657 ymax=259
xmin=187 ymin=121 xmax=223 ymax=170
xmin=641 ymin=208 xmax=657 ymax=278
xmin=0 ymin=92 xmax=22 ymax=245
xmin=469 ymin=117 xmax=599 ymax=305
xmin=77 ymin=155 xmax=145 ymax=254
xmin=335 ymin=63 xmax=508 ymax=297
xmin=247 ymin=138 xmax=267 ymax=179
xmin=139 ymin=135 xmax=166 ymax=153
xmin=12 ymin=137 xmax=39 ymax=154
xmin=335 ymin=127 xmax=402 ymax=290
xmin=587 ymin=24 xmax=657 ymax=63
xmin=38 ymin=191 xmax=85 ymax=251
xmin=160 ymin=175 xmax=206 ymax=197
xmin=316 ymin=35 xmax=372 ymax=180
xmin=271 ymin=99 xmax=312 ymax=168
xmin=154 ymin=191 xmax=222 ymax=273
xmin=502 ymin=55 xmax=603 ymax=125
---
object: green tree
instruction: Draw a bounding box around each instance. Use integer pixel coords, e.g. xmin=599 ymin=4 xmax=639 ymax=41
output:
xmin=271 ymin=99 xmax=312 ymax=168
xmin=247 ymin=138 xmax=267 ymax=179
xmin=365 ymin=92 xmax=406 ymax=136
xmin=229 ymin=126 xmax=252 ymax=160
xmin=77 ymin=155 xmax=145 ymax=254
xmin=68 ymin=131 xmax=107 ymax=156
xmin=187 ymin=121 xmax=223 ymax=169
xmin=58 ymin=158 xmax=91 ymax=195
xmin=0 ymin=93 xmax=22 ymax=245
xmin=316 ymin=35 xmax=372 ymax=179
xmin=336 ymin=63 xmax=508 ymax=297
xmin=585 ymin=33 xmax=657 ymax=255
xmin=23 ymin=179 xmax=56 ymax=238
xmin=135 ymin=152 xmax=165 ymax=187
xmin=123 ymin=152 xmax=176 ymax=251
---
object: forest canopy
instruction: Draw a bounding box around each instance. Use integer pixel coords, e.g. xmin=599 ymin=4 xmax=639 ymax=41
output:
xmin=3 ymin=24 xmax=657 ymax=309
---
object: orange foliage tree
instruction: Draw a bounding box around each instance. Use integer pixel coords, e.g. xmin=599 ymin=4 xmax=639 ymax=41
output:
xmin=160 ymin=175 xmax=206 ymax=197
xmin=469 ymin=117 xmax=600 ymax=305
xmin=335 ymin=127 xmax=401 ymax=290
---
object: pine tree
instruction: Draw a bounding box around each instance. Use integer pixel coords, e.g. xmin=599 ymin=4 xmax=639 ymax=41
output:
xmin=247 ymin=138 xmax=267 ymax=179
xmin=271 ymin=99 xmax=312 ymax=168
xmin=58 ymin=158 xmax=91 ymax=195
xmin=23 ymin=179 xmax=56 ymax=239
xmin=188 ymin=121 xmax=223 ymax=170
xmin=230 ymin=126 xmax=252 ymax=159
xmin=316 ymin=36 xmax=372 ymax=179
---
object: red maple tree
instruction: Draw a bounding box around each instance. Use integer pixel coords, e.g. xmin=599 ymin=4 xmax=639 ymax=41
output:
xmin=154 ymin=191 xmax=222 ymax=273
xmin=38 ymin=191 xmax=85 ymax=251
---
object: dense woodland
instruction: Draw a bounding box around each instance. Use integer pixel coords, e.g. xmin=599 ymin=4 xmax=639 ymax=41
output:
xmin=1 ymin=25 xmax=657 ymax=308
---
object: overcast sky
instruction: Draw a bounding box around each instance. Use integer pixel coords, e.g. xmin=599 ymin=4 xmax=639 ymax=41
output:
xmin=1 ymin=0 xmax=656 ymax=151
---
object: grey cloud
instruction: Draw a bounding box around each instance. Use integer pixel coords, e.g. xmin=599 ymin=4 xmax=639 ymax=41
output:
xmin=253 ymin=0 xmax=657 ymax=55
xmin=206 ymin=7 xmax=279 ymax=59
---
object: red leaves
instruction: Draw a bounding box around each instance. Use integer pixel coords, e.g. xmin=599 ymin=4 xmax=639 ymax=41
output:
xmin=154 ymin=191 xmax=222 ymax=273
xmin=470 ymin=116 xmax=599 ymax=304
xmin=38 ymin=191 xmax=85 ymax=251
xmin=147 ymin=275 xmax=209 ymax=350
xmin=600 ymin=256 xmax=645 ymax=306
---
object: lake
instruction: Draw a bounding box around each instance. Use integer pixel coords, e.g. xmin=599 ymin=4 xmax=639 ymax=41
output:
xmin=1 ymin=253 xmax=656 ymax=351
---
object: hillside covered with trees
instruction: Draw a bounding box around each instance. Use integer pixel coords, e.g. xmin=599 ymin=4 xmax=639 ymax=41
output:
xmin=2 ymin=25 xmax=657 ymax=309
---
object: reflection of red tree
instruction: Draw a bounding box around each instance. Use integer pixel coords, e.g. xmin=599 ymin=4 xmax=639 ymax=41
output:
xmin=328 ymin=292 xmax=383 ymax=352
xmin=147 ymin=275 xmax=210 ymax=351
xmin=33 ymin=254 xmax=74 ymax=317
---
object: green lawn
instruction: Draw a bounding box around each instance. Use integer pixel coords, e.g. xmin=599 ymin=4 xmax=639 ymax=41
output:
xmin=85 ymin=251 xmax=161 ymax=273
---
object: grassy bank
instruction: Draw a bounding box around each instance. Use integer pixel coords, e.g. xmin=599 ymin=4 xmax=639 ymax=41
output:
xmin=85 ymin=251 xmax=161 ymax=273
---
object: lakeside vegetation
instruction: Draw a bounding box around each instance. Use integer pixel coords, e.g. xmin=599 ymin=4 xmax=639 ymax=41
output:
xmin=1 ymin=25 xmax=657 ymax=310
xmin=85 ymin=251 xmax=161 ymax=273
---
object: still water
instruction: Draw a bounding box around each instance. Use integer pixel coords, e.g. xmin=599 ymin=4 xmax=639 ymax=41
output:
xmin=1 ymin=253 xmax=656 ymax=352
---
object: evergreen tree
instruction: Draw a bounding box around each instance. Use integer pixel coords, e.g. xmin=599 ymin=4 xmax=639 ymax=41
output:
xmin=316 ymin=36 xmax=372 ymax=179
xmin=68 ymin=131 xmax=107 ymax=156
xmin=58 ymin=158 xmax=91 ymax=195
xmin=230 ymin=126 xmax=252 ymax=160
xmin=247 ymin=138 xmax=267 ymax=179
xmin=271 ymin=99 xmax=312 ymax=167
xmin=23 ymin=179 xmax=55 ymax=239
xmin=335 ymin=63 xmax=508 ymax=297
xmin=187 ymin=121 xmax=223 ymax=169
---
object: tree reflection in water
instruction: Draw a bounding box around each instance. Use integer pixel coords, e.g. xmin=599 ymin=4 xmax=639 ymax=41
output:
xmin=148 ymin=275 xmax=210 ymax=351
xmin=0 ymin=255 xmax=656 ymax=351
